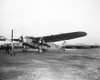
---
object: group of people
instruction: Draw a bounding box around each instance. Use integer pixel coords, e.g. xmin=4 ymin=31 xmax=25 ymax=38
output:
xmin=5 ymin=44 xmax=15 ymax=55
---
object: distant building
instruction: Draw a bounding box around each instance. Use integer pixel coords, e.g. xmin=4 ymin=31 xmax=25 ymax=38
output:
xmin=0 ymin=36 xmax=6 ymax=41
xmin=0 ymin=36 xmax=21 ymax=47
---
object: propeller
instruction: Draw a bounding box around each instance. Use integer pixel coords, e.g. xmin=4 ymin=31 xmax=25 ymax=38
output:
xmin=16 ymin=36 xmax=27 ymax=52
xmin=11 ymin=36 xmax=24 ymax=42
xmin=11 ymin=35 xmax=26 ymax=48
xmin=38 ymin=37 xmax=44 ymax=45
xmin=19 ymin=36 xmax=24 ymax=42
xmin=37 ymin=37 xmax=50 ymax=52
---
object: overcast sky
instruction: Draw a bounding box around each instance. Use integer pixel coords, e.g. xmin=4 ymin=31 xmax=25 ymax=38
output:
xmin=0 ymin=0 xmax=100 ymax=44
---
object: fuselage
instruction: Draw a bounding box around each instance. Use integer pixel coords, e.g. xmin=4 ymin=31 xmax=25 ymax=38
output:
xmin=23 ymin=37 xmax=60 ymax=51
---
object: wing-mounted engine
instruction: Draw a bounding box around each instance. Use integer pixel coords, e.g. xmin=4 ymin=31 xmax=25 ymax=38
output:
xmin=33 ymin=37 xmax=50 ymax=53
xmin=38 ymin=37 xmax=50 ymax=47
xmin=32 ymin=37 xmax=50 ymax=48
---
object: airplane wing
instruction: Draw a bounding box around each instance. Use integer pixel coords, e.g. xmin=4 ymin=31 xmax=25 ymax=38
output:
xmin=30 ymin=31 xmax=87 ymax=42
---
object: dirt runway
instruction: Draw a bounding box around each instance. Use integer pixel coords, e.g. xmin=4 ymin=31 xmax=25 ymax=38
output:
xmin=0 ymin=48 xmax=100 ymax=80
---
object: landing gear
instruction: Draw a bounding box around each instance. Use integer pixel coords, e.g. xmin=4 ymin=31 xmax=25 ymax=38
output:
xmin=42 ymin=49 xmax=46 ymax=52
xmin=38 ymin=49 xmax=46 ymax=53
xmin=23 ymin=46 xmax=27 ymax=52
xmin=23 ymin=49 xmax=27 ymax=52
xmin=38 ymin=49 xmax=43 ymax=53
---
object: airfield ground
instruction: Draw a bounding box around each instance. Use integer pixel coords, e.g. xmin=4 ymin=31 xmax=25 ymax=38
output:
xmin=0 ymin=48 xmax=100 ymax=80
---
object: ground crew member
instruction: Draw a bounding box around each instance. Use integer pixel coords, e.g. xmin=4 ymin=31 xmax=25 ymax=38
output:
xmin=5 ymin=44 xmax=10 ymax=55
xmin=5 ymin=44 xmax=15 ymax=55
xmin=10 ymin=44 xmax=15 ymax=55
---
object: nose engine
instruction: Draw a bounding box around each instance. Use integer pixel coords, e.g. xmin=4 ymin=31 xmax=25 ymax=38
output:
xmin=19 ymin=36 xmax=23 ymax=42
xmin=19 ymin=36 xmax=27 ymax=42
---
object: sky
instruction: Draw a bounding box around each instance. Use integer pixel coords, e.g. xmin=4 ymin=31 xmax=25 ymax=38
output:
xmin=0 ymin=0 xmax=100 ymax=45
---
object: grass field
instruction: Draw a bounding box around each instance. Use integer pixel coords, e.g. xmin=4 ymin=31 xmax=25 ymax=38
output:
xmin=0 ymin=48 xmax=100 ymax=80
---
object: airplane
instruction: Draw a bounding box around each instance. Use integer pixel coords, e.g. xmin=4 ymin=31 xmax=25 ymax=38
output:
xmin=11 ymin=31 xmax=87 ymax=53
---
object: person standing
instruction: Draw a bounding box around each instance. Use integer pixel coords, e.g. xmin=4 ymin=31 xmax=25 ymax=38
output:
xmin=5 ymin=44 xmax=10 ymax=55
xmin=10 ymin=44 xmax=15 ymax=55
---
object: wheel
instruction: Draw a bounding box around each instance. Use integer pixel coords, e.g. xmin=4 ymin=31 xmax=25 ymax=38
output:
xmin=42 ymin=49 xmax=46 ymax=52
xmin=38 ymin=49 xmax=43 ymax=53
